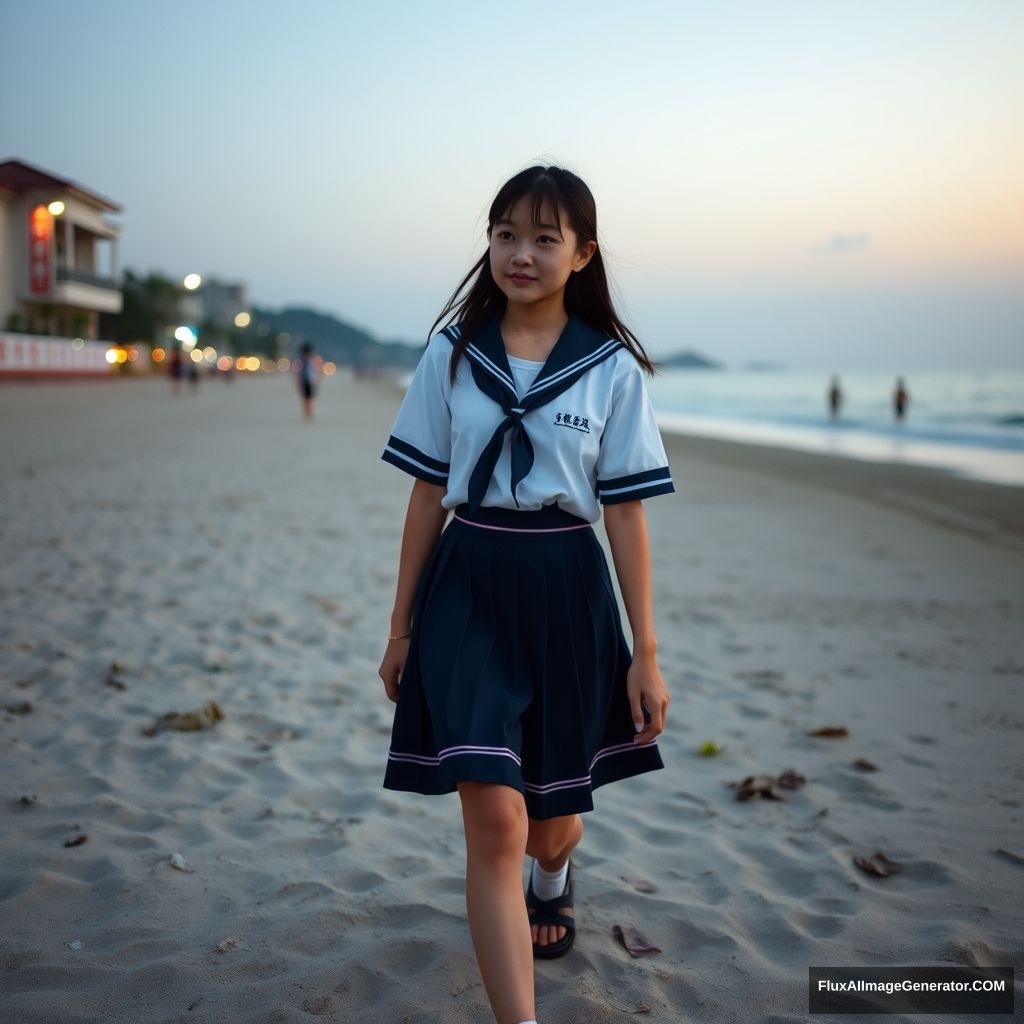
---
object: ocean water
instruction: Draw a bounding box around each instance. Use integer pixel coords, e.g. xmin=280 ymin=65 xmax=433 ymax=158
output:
xmin=396 ymin=364 xmax=1024 ymax=487
xmin=647 ymin=367 xmax=1024 ymax=487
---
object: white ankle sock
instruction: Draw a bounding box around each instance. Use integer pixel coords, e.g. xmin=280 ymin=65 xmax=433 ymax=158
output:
xmin=531 ymin=859 xmax=568 ymax=901
xmin=514 ymin=1020 xmax=539 ymax=1024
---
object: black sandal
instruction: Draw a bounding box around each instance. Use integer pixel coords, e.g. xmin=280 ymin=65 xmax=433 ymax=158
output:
xmin=525 ymin=859 xmax=576 ymax=959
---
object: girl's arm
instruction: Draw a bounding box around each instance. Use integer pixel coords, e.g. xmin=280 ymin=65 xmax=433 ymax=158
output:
xmin=390 ymin=479 xmax=449 ymax=635
xmin=380 ymin=479 xmax=448 ymax=702
xmin=602 ymin=500 xmax=671 ymax=742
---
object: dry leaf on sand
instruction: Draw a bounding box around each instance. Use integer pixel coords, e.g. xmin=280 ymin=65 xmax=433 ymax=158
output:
xmin=143 ymin=700 xmax=224 ymax=737
xmin=853 ymin=851 xmax=903 ymax=877
xmin=728 ymin=769 xmax=806 ymax=801
xmin=613 ymin=924 xmax=662 ymax=957
xmin=622 ymin=876 xmax=658 ymax=894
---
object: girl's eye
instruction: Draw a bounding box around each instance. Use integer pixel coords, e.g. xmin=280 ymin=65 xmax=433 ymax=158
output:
xmin=538 ymin=235 xmax=559 ymax=244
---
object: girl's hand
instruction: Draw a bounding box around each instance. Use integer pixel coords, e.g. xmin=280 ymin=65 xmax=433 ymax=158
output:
xmin=626 ymin=655 xmax=670 ymax=744
xmin=379 ymin=639 xmax=410 ymax=703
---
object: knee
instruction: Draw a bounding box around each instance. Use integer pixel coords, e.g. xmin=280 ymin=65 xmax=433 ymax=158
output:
xmin=458 ymin=783 xmax=527 ymax=858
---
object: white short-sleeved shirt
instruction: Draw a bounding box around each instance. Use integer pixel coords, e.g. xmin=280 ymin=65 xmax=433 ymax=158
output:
xmin=381 ymin=321 xmax=675 ymax=524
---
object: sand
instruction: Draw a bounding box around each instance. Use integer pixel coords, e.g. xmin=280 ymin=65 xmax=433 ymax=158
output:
xmin=1 ymin=371 xmax=1021 ymax=1024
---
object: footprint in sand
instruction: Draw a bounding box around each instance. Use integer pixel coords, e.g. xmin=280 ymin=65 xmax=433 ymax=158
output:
xmin=899 ymin=753 xmax=936 ymax=769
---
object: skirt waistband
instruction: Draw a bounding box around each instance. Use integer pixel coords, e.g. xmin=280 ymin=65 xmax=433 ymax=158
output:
xmin=452 ymin=503 xmax=592 ymax=533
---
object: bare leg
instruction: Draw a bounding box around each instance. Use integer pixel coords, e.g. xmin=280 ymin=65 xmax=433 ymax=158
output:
xmin=525 ymin=813 xmax=583 ymax=949
xmin=457 ymin=782 xmax=535 ymax=1024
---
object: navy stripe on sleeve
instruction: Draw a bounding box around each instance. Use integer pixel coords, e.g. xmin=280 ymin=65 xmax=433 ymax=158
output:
xmin=596 ymin=466 xmax=675 ymax=505
xmin=381 ymin=435 xmax=450 ymax=486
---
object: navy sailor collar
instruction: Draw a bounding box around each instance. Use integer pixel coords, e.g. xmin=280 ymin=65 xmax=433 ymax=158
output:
xmin=441 ymin=313 xmax=624 ymax=512
xmin=443 ymin=312 xmax=623 ymax=409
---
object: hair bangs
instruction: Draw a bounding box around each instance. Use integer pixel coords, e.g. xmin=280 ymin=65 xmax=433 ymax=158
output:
xmin=490 ymin=169 xmax=566 ymax=237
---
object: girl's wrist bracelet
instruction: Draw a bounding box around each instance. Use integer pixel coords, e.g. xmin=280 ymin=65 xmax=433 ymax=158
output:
xmin=387 ymin=631 xmax=412 ymax=640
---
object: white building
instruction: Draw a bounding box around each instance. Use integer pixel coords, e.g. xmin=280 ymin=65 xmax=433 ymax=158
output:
xmin=0 ymin=158 xmax=122 ymax=342
xmin=196 ymin=278 xmax=248 ymax=330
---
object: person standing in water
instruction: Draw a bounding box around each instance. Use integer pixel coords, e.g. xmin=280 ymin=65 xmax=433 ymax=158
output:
xmin=378 ymin=164 xmax=674 ymax=1024
xmin=828 ymin=375 xmax=843 ymax=419
xmin=893 ymin=376 xmax=909 ymax=422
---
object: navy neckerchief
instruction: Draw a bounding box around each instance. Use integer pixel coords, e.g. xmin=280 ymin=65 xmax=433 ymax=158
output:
xmin=442 ymin=313 xmax=623 ymax=513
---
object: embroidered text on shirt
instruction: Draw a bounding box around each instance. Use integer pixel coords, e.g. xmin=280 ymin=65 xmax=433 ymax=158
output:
xmin=554 ymin=412 xmax=591 ymax=433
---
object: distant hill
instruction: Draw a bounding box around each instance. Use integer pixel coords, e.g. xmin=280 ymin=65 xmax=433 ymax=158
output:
xmin=249 ymin=305 xmax=725 ymax=373
xmin=249 ymin=306 xmax=423 ymax=369
xmin=657 ymin=349 xmax=722 ymax=370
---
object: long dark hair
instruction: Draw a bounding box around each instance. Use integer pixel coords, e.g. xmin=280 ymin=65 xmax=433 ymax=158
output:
xmin=428 ymin=165 xmax=657 ymax=386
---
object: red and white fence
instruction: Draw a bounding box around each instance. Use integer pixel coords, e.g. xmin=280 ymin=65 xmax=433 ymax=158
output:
xmin=0 ymin=334 xmax=115 ymax=378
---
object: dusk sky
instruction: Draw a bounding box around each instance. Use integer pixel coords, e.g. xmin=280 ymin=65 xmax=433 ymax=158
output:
xmin=2 ymin=0 xmax=1021 ymax=370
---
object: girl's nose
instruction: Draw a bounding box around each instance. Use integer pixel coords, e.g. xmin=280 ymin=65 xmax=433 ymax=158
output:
xmin=512 ymin=247 xmax=533 ymax=265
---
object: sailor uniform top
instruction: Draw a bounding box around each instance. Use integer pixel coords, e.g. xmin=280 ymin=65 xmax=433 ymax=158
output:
xmin=381 ymin=313 xmax=675 ymax=524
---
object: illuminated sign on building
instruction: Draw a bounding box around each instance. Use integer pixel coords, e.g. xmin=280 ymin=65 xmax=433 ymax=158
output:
xmin=29 ymin=204 xmax=53 ymax=296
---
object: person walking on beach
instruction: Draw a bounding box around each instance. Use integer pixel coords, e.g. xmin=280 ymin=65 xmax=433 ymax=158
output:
xmin=167 ymin=343 xmax=184 ymax=396
xmin=377 ymin=165 xmax=674 ymax=1024
xmin=296 ymin=341 xmax=318 ymax=422
xmin=828 ymin=375 xmax=843 ymax=419
xmin=893 ymin=376 xmax=909 ymax=422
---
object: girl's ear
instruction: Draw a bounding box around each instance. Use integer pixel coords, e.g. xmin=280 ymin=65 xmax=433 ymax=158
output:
xmin=574 ymin=240 xmax=597 ymax=272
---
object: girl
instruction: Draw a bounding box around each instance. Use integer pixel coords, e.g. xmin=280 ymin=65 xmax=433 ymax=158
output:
xmin=377 ymin=164 xmax=674 ymax=1024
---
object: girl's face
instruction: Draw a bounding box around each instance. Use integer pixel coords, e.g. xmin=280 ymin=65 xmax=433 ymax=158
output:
xmin=488 ymin=195 xmax=596 ymax=310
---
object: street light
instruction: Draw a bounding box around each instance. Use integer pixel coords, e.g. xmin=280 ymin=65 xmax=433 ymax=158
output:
xmin=183 ymin=273 xmax=202 ymax=291
xmin=174 ymin=325 xmax=197 ymax=350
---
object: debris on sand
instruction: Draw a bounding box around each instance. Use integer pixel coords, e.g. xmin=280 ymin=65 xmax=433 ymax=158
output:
xmin=613 ymin=924 xmax=662 ymax=957
xmin=143 ymin=700 xmax=224 ymax=737
xmin=728 ymin=769 xmax=807 ymax=801
xmin=622 ymin=876 xmax=658 ymax=894
xmin=853 ymin=851 xmax=903 ymax=878
xmin=169 ymin=852 xmax=195 ymax=872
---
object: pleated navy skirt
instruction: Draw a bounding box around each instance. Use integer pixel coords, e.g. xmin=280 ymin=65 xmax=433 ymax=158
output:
xmin=383 ymin=502 xmax=664 ymax=819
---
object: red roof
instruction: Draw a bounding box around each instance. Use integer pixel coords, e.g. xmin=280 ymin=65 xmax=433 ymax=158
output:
xmin=0 ymin=158 xmax=121 ymax=213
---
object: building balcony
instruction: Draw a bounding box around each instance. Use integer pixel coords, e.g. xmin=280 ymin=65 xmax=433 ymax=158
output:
xmin=56 ymin=265 xmax=120 ymax=292
xmin=26 ymin=264 xmax=124 ymax=314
